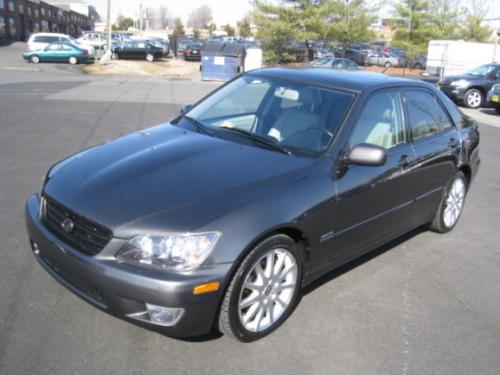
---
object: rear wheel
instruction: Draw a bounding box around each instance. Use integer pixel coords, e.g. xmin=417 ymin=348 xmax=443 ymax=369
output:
xmin=111 ymin=52 xmax=119 ymax=60
xmin=429 ymin=171 xmax=467 ymax=233
xmin=68 ymin=56 xmax=78 ymax=65
xmin=463 ymin=88 xmax=483 ymax=109
xmin=218 ymin=234 xmax=303 ymax=342
xmin=146 ymin=53 xmax=154 ymax=62
xmin=384 ymin=61 xmax=391 ymax=68
xmin=30 ymin=55 xmax=40 ymax=64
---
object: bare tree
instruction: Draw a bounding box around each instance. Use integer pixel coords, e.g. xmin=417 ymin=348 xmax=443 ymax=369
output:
xmin=467 ymin=0 xmax=489 ymax=17
xmin=187 ymin=4 xmax=213 ymax=29
xmin=158 ymin=6 xmax=169 ymax=29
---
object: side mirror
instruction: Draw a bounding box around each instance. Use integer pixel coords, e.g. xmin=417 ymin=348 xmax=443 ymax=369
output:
xmin=348 ymin=143 xmax=387 ymax=166
xmin=180 ymin=103 xmax=193 ymax=113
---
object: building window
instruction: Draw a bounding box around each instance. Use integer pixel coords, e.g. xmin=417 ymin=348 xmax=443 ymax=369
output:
xmin=19 ymin=4 xmax=23 ymax=14
xmin=41 ymin=8 xmax=45 ymax=16
xmin=8 ymin=1 xmax=14 ymax=12
xmin=33 ymin=22 xmax=39 ymax=33
xmin=0 ymin=1 xmax=4 ymax=10
xmin=27 ymin=7 xmax=31 ymax=16
xmin=0 ymin=17 xmax=5 ymax=38
xmin=34 ymin=9 xmax=39 ymax=17
xmin=9 ymin=17 xmax=15 ymax=36
xmin=41 ymin=20 xmax=48 ymax=32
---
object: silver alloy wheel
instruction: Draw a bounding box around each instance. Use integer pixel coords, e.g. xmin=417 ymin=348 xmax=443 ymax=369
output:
xmin=443 ymin=177 xmax=466 ymax=228
xmin=146 ymin=53 xmax=154 ymax=62
xmin=238 ymin=248 xmax=298 ymax=332
xmin=69 ymin=56 xmax=78 ymax=65
xmin=31 ymin=55 xmax=40 ymax=64
xmin=466 ymin=91 xmax=481 ymax=108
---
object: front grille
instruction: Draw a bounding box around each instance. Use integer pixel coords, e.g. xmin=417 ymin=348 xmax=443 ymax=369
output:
xmin=41 ymin=256 xmax=105 ymax=304
xmin=43 ymin=195 xmax=112 ymax=256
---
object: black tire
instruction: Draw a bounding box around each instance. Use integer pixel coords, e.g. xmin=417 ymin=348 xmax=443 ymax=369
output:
xmin=146 ymin=53 xmax=154 ymax=62
xmin=495 ymin=106 xmax=500 ymax=115
xmin=384 ymin=61 xmax=391 ymax=68
xmin=68 ymin=56 xmax=78 ymax=65
xmin=413 ymin=62 xmax=423 ymax=70
xmin=429 ymin=171 xmax=468 ymax=233
xmin=218 ymin=234 xmax=303 ymax=342
xmin=463 ymin=88 xmax=483 ymax=109
xmin=30 ymin=55 xmax=40 ymax=64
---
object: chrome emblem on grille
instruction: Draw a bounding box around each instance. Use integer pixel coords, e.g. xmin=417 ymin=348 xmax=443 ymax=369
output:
xmin=61 ymin=218 xmax=74 ymax=233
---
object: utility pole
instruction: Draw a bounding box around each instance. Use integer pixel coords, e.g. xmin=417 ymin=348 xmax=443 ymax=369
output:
xmin=100 ymin=0 xmax=112 ymax=64
xmin=139 ymin=3 xmax=143 ymax=31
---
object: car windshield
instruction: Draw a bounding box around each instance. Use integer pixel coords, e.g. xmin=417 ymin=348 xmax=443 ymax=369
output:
xmin=467 ymin=64 xmax=496 ymax=76
xmin=178 ymin=74 xmax=355 ymax=155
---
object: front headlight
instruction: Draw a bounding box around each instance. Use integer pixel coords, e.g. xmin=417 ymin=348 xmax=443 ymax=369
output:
xmin=116 ymin=232 xmax=220 ymax=272
xmin=450 ymin=79 xmax=469 ymax=88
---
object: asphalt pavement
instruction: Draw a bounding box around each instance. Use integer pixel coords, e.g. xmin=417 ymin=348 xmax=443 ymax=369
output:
xmin=0 ymin=43 xmax=499 ymax=375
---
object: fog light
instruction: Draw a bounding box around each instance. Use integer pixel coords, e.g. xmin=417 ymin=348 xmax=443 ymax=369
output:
xmin=127 ymin=304 xmax=185 ymax=326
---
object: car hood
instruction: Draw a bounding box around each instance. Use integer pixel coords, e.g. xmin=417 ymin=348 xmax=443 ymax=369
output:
xmin=439 ymin=74 xmax=482 ymax=84
xmin=44 ymin=124 xmax=315 ymax=236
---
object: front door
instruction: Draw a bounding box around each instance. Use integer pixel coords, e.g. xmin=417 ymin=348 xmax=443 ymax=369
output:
xmin=328 ymin=89 xmax=419 ymax=265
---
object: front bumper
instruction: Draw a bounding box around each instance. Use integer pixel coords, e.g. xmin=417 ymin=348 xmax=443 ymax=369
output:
xmin=25 ymin=194 xmax=232 ymax=337
xmin=487 ymin=92 xmax=500 ymax=108
xmin=437 ymin=84 xmax=467 ymax=101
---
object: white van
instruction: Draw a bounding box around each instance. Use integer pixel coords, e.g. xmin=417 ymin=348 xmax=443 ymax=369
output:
xmin=77 ymin=32 xmax=107 ymax=49
xmin=27 ymin=33 xmax=94 ymax=53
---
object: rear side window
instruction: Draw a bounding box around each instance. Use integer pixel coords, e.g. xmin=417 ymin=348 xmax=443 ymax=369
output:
xmin=407 ymin=90 xmax=451 ymax=139
xmin=35 ymin=36 xmax=58 ymax=43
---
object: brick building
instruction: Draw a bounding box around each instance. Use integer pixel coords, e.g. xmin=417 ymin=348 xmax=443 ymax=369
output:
xmin=0 ymin=0 xmax=95 ymax=43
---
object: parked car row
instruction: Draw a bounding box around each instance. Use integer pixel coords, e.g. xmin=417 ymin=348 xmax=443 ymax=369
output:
xmin=305 ymin=57 xmax=361 ymax=71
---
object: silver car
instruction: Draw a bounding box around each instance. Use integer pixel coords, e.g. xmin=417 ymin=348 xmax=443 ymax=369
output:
xmin=367 ymin=52 xmax=403 ymax=68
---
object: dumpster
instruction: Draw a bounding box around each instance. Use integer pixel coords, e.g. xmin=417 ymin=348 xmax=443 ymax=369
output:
xmin=201 ymin=41 xmax=262 ymax=81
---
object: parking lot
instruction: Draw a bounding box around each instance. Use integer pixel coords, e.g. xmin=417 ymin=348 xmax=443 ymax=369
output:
xmin=0 ymin=43 xmax=499 ymax=375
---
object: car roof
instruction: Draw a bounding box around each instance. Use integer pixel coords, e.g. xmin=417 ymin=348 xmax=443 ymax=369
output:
xmin=32 ymin=33 xmax=67 ymax=37
xmin=250 ymin=68 xmax=430 ymax=92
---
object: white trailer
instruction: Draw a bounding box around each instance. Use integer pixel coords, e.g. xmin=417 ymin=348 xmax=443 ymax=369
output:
xmin=425 ymin=40 xmax=500 ymax=77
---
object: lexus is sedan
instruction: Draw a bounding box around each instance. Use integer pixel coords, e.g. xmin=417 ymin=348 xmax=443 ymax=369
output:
xmin=25 ymin=69 xmax=480 ymax=342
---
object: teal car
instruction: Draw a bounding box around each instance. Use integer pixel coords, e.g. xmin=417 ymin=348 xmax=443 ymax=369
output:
xmin=23 ymin=42 xmax=95 ymax=65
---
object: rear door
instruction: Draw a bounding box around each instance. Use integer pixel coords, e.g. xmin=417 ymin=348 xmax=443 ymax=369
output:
xmin=329 ymin=88 xmax=419 ymax=264
xmin=404 ymin=89 xmax=460 ymax=223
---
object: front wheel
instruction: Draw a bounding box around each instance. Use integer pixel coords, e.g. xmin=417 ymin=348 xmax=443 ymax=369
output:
xmin=429 ymin=171 xmax=468 ymax=233
xmin=384 ymin=61 xmax=391 ymax=68
xmin=146 ymin=53 xmax=154 ymax=62
xmin=218 ymin=234 xmax=303 ymax=342
xmin=463 ymin=88 xmax=483 ymax=109
xmin=111 ymin=52 xmax=119 ymax=60
xmin=68 ymin=56 xmax=78 ymax=65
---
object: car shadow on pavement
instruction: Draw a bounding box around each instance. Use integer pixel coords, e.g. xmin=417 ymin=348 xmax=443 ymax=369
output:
xmin=302 ymin=227 xmax=426 ymax=296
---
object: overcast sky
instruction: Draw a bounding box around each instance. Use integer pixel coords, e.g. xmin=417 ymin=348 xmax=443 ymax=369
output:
xmin=86 ymin=0 xmax=253 ymax=26
xmin=86 ymin=0 xmax=499 ymax=27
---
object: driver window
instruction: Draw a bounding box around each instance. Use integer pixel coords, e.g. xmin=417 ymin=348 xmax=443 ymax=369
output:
xmin=349 ymin=90 xmax=406 ymax=149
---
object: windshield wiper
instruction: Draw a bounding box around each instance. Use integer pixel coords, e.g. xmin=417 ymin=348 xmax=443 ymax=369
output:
xmin=183 ymin=115 xmax=215 ymax=136
xmin=218 ymin=125 xmax=291 ymax=155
